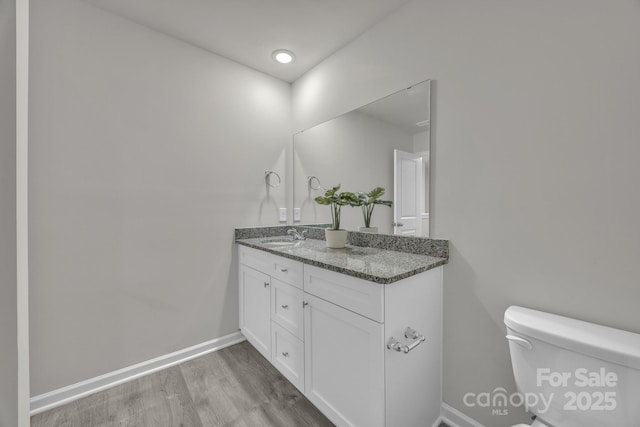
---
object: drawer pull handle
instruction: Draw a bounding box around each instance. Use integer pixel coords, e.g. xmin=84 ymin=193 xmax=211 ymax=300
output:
xmin=282 ymin=352 xmax=289 ymax=358
xmin=280 ymin=268 xmax=288 ymax=272
xmin=387 ymin=327 xmax=426 ymax=354
xmin=264 ymin=282 xmax=269 ymax=288
xmin=281 ymin=304 xmax=289 ymax=309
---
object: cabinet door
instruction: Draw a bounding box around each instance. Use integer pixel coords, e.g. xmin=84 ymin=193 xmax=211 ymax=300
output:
xmin=239 ymin=265 xmax=271 ymax=361
xmin=304 ymin=294 xmax=384 ymax=427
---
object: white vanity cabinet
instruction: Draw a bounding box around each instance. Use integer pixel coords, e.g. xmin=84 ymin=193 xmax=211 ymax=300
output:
xmin=238 ymin=244 xmax=443 ymax=427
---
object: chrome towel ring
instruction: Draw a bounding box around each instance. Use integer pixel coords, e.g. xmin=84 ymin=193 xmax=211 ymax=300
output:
xmin=307 ymin=175 xmax=321 ymax=191
xmin=265 ymin=170 xmax=281 ymax=188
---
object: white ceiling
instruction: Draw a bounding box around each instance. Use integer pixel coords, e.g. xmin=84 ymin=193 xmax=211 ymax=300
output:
xmin=82 ymin=0 xmax=412 ymax=83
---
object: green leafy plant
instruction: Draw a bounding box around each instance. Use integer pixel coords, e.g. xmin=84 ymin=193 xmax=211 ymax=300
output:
xmin=314 ymin=185 xmax=360 ymax=230
xmin=356 ymin=187 xmax=393 ymax=228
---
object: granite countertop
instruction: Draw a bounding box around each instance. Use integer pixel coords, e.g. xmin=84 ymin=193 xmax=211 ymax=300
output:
xmin=235 ymin=237 xmax=447 ymax=284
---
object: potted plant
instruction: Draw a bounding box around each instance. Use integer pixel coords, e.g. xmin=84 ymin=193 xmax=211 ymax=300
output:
xmin=356 ymin=187 xmax=392 ymax=233
xmin=314 ymin=185 xmax=360 ymax=248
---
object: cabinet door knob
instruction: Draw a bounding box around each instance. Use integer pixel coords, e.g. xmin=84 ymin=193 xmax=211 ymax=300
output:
xmin=281 ymin=304 xmax=289 ymax=309
xmin=264 ymin=282 xmax=269 ymax=288
xmin=302 ymin=301 xmax=309 ymax=308
xmin=282 ymin=352 xmax=289 ymax=357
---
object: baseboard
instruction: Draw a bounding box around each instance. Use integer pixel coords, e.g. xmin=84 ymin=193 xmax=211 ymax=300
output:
xmin=441 ymin=402 xmax=485 ymax=427
xmin=30 ymin=331 xmax=246 ymax=416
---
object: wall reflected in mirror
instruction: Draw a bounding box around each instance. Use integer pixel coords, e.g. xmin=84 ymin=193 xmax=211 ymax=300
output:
xmin=293 ymin=80 xmax=431 ymax=236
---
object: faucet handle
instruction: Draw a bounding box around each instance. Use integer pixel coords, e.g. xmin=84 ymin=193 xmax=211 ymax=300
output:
xmin=286 ymin=228 xmax=305 ymax=240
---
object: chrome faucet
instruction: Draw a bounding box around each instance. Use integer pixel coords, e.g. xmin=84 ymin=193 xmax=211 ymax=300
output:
xmin=287 ymin=228 xmax=307 ymax=241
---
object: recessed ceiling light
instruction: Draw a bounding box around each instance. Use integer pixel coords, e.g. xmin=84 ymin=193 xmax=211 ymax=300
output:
xmin=272 ymin=49 xmax=295 ymax=64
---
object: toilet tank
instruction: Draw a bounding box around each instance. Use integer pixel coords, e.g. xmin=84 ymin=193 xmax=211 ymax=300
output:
xmin=504 ymin=306 xmax=640 ymax=427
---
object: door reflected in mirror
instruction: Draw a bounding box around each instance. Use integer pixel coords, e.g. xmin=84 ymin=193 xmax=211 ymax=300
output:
xmin=293 ymin=80 xmax=431 ymax=237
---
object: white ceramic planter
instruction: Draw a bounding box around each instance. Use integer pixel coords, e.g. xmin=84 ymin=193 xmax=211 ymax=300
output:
xmin=358 ymin=227 xmax=378 ymax=233
xmin=325 ymin=229 xmax=348 ymax=249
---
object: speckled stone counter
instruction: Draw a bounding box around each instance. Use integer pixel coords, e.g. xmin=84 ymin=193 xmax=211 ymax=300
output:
xmin=235 ymin=236 xmax=447 ymax=284
xmin=235 ymin=225 xmax=449 ymax=258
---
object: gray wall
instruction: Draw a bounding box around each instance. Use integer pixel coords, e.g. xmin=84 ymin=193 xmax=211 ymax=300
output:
xmin=293 ymin=0 xmax=640 ymax=425
xmin=29 ymin=0 xmax=290 ymax=395
xmin=0 ymin=0 xmax=18 ymax=425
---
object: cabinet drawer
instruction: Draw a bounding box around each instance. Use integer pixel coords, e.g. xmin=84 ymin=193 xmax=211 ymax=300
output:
xmin=272 ymin=322 xmax=304 ymax=392
xmin=271 ymin=278 xmax=303 ymax=340
xmin=271 ymin=256 xmax=303 ymax=289
xmin=238 ymin=245 xmax=303 ymax=289
xmin=304 ymin=264 xmax=384 ymax=323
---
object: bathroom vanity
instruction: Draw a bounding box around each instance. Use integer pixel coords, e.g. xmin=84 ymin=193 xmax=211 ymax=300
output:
xmin=236 ymin=228 xmax=448 ymax=427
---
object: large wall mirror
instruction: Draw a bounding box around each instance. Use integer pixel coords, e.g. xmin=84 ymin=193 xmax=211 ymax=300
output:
xmin=293 ymin=80 xmax=431 ymax=237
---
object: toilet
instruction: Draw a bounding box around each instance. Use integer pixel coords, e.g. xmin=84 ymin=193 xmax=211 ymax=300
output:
xmin=504 ymin=305 xmax=640 ymax=427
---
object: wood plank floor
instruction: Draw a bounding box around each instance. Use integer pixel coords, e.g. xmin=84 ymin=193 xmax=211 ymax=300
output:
xmin=31 ymin=340 xmax=451 ymax=427
xmin=31 ymin=341 xmax=334 ymax=427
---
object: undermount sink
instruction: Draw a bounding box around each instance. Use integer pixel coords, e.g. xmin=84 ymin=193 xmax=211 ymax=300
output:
xmin=260 ymin=238 xmax=298 ymax=246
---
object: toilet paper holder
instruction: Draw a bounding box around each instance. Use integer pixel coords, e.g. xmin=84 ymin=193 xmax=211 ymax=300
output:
xmin=387 ymin=327 xmax=426 ymax=354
